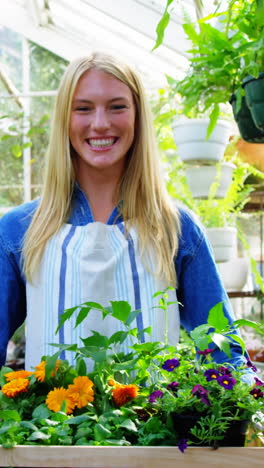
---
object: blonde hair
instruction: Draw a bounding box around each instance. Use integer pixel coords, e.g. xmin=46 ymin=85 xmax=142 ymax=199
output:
xmin=23 ymin=51 xmax=181 ymax=284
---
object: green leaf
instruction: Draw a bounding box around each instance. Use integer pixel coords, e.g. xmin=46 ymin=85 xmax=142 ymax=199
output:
xmin=94 ymin=423 xmax=112 ymax=441
xmin=45 ymin=352 xmax=61 ymax=379
xmin=20 ymin=421 xmax=39 ymax=431
xmin=28 ymin=431 xmax=51 ymax=441
xmin=0 ymin=366 xmax=14 ymax=386
xmin=227 ymin=334 xmax=246 ymax=354
xmin=112 ymin=357 xmax=139 ymax=371
xmin=211 ymin=333 xmax=231 ymax=358
xmin=11 ymin=144 xmax=22 ymax=158
xmin=119 ymin=419 xmax=138 ymax=432
xmin=190 ymin=323 xmax=211 ymax=345
xmin=207 ymin=302 xmax=228 ymax=331
xmin=108 ymin=330 xmax=129 ymax=345
xmin=32 ymin=404 xmax=51 ymax=419
xmin=110 ymin=301 xmax=131 ymax=323
xmin=56 ymin=305 xmax=79 ymax=333
xmin=183 ymin=22 xmax=200 ymax=44
xmin=66 ymin=414 xmax=93 ymax=425
xmin=233 ymin=319 xmax=264 ymax=335
xmin=125 ymin=309 xmax=141 ymax=327
xmin=78 ymin=346 xmax=107 ymax=362
xmin=81 ymin=331 xmax=109 ymax=348
xmin=137 ymin=326 xmax=152 ymax=339
xmin=76 ymin=357 xmax=87 ymax=376
xmin=21 ymin=141 xmax=32 ymax=149
xmin=75 ymin=306 xmax=92 ymax=327
xmin=0 ymin=410 xmax=21 ymax=422
xmin=1 ymin=134 xmax=13 ymax=141
xmin=207 ymin=104 xmax=220 ymax=139
xmin=50 ymin=412 xmax=69 ymax=423
xmin=152 ymin=0 xmax=174 ymax=51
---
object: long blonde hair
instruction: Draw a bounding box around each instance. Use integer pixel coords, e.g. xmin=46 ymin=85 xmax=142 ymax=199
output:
xmin=23 ymin=51 xmax=181 ymax=284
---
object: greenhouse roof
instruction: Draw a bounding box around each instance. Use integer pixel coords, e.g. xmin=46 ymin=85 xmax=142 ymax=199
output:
xmin=1 ymin=0 xmax=219 ymax=87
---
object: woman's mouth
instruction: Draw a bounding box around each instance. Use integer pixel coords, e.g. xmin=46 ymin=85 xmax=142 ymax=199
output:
xmin=87 ymin=137 xmax=118 ymax=148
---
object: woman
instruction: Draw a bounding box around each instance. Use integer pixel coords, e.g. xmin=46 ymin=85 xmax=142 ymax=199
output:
xmin=0 ymin=52 xmax=254 ymax=380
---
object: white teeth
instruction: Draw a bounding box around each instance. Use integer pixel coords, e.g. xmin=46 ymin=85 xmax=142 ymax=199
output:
xmin=88 ymin=138 xmax=115 ymax=147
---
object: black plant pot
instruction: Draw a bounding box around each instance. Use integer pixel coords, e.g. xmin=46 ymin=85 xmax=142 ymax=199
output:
xmin=171 ymin=412 xmax=249 ymax=447
xmin=243 ymin=73 xmax=264 ymax=131
xmin=230 ymin=93 xmax=264 ymax=143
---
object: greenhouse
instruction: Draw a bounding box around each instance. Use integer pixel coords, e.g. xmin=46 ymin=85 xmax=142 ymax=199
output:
xmin=0 ymin=0 xmax=263 ymax=465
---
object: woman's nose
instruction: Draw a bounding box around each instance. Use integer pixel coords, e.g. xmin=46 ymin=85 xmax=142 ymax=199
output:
xmin=91 ymin=108 xmax=110 ymax=131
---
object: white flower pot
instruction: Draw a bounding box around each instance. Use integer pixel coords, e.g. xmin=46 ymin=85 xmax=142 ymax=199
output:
xmin=217 ymin=257 xmax=249 ymax=291
xmin=185 ymin=162 xmax=236 ymax=199
xmin=206 ymin=227 xmax=237 ymax=262
xmin=172 ymin=118 xmax=231 ymax=164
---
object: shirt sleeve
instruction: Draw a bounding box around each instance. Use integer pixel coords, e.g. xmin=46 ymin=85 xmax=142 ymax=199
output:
xmin=0 ymin=232 xmax=27 ymax=368
xmin=175 ymin=208 xmax=256 ymax=383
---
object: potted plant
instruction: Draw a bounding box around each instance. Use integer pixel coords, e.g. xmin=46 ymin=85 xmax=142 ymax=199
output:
xmin=172 ymin=118 xmax=231 ymax=164
xmin=0 ymin=291 xmax=263 ymax=453
xmin=185 ymin=161 xmax=236 ymax=199
xmin=154 ymin=0 xmax=264 ymax=141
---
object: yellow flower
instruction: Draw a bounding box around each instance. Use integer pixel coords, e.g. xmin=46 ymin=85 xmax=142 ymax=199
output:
xmin=34 ymin=360 xmax=61 ymax=382
xmin=112 ymin=384 xmax=139 ymax=407
xmin=46 ymin=387 xmax=75 ymax=414
xmin=2 ymin=378 xmax=30 ymax=398
xmin=4 ymin=370 xmax=33 ymax=381
xmin=67 ymin=376 xmax=94 ymax=408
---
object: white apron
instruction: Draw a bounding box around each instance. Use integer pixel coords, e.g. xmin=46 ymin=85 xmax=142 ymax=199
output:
xmin=26 ymin=222 xmax=180 ymax=370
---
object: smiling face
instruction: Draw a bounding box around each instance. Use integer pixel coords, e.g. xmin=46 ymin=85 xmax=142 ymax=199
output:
xmin=69 ymin=68 xmax=136 ymax=179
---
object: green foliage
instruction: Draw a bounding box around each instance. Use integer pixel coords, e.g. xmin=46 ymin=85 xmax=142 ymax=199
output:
xmin=153 ymin=0 xmax=264 ymax=131
xmin=0 ymin=293 xmax=263 ymax=449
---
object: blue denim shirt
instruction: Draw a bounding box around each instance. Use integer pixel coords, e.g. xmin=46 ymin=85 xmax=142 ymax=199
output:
xmin=0 ymin=185 xmax=254 ymax=381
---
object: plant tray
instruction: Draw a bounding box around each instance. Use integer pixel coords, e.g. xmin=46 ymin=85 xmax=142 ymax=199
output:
xmin=0 ymin=446 xmax=263 ymax=468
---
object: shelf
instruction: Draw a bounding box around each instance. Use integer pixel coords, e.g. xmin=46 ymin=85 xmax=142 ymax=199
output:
xmin=227 ymin=291 xmax=264 ymax=298
xmin=0 ymin=446 xmax=263 ymax=468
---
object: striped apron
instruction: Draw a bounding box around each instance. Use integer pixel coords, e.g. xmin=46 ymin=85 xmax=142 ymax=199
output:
xmin=25 ymin=222 xmax=180 ymax=370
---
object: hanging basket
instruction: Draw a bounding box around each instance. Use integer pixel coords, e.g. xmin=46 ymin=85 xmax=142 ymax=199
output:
xmin=243 ymin=73 xmax=264 ymax=131
xmin=172 ymin=118 xmax=230 ymax=164
xmin=185 ymin=162 xmax=235 ymax=199
xmin=216 ymin=257 xmax=249 ymax=291
xmin=230 ymin=94 xmax=264 ymax=143
xmin=206 ymin=227 xmax=237 ymax=263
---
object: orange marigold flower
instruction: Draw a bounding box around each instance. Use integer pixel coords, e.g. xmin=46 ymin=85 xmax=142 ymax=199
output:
xmin=4 ymin=370 xmax=33 ymax=381
xmin=34 ymin=361 xmax=46 ymax=382
xmin=2 ymin=378 xmax=30 ymax=398
xmin=34 ymin=360 xmax=61 ymax=382
xmin=112 ymin=384 xmax=139 ymax=407
xmin=46 ymin=387 xmax=75 ymax=414
xmin=67 ymin=376 xmax=94 ymax=408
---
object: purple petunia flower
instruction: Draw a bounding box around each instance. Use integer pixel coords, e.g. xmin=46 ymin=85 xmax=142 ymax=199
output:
xmin=192 ymin=384 xmax=208 ymax=395
xmin=197 ymin=348 xmax=213 ymax=356
xmin=167 ymin=381 xmax=179 ymax=393
xmin=217 ymin=374 xmax=236 ymax=390
xmin=250 ymin=387 xmax=264 ymax=399
xmin=191 ymin=384 xmax=211 ymax=406
xmin=178 ymin=438 xmax=188 ymax=453
xmin=246 ymin=359 xmax=258 ymax=372
xmin=218 ymin=366 xmax=232 ymax=375
xmin=162 ymin=359 xmax=180 ymax=372
xmin=204 ymin=369 xmax=220 ymax=381
xmin=254 ymin=377 xmax=264 ymax=387
xmin=149 ymin=390 xmax=164 ymax=403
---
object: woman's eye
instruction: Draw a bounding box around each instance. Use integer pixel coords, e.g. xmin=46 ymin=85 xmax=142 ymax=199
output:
xmin=111 ymin=104 xmax=127 ymax=110
xmin=75 ymin=106 xmax=92 ymax=112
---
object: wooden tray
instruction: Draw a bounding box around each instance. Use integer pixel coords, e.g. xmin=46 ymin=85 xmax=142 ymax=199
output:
xmin=0 ymin=446 xmax=263 ymax=468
